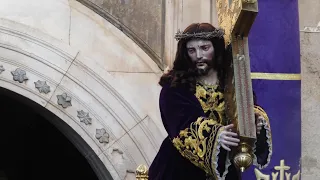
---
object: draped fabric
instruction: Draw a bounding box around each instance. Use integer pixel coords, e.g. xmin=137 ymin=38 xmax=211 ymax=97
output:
xmin=242 ymin=0 xmax=301 ymax=179
xmin=148 ymin=83 xmax=272 ymax=180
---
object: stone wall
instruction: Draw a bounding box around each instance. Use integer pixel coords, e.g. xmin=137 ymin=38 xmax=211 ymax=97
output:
xmin=299 ymin=0 xmax=320 ymax=179
xmin=77 ymin=0 xmax=165 ymax=67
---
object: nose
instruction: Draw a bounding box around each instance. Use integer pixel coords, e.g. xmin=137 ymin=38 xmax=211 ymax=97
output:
xmin=196 ymin=50 xmax=203 ymax=60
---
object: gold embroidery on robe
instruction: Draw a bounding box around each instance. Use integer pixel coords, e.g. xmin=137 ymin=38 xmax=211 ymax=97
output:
xmin=172 ymin=116 xmax=223 ymax=176
xmin=172 ymin=83 xmax=229 ymax=178
xmin=172 ymin=83 xmax=272 ymax=178
xmin=195 ymin=83 xmax=226 ymax=124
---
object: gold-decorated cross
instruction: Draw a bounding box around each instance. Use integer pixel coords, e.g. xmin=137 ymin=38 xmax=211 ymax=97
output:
xmin=216 ymin=0 xmax=259 ymax=171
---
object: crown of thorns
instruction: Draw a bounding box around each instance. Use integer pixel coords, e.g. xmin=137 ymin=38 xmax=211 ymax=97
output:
xmin=174 ymin=28 xmax=225 ymax=41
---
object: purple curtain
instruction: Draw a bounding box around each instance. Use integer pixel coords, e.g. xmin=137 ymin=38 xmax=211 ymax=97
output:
xmin=242 ymin=0 xmax=301 ymax=179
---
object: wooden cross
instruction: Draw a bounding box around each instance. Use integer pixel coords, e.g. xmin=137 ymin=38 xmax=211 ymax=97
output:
xmin=216 ymin=0 xmax=259 ymax=171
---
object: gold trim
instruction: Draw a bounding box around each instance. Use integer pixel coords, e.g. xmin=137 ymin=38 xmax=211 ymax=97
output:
xmin=243 ymin=0 xmax=257 ymax=3
xmin=250 ymin=73 xmax=301 ymax=80
xmin=253 ymin=106 xmax=272 ymax=170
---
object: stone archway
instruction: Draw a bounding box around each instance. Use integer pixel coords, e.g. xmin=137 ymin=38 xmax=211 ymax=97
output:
xmin=0 ymin=15 xmax=164 ymax=179
xmin=0 ymin=87 xmax=113 ymax=180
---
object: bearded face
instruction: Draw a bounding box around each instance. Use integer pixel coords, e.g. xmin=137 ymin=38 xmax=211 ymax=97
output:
xmin=186 ymin=39 xmax=214 ymax=76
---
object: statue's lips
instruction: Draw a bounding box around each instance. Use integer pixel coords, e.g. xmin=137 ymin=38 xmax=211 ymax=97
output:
xmin=196 ymin=62 xmax=207 ymax=68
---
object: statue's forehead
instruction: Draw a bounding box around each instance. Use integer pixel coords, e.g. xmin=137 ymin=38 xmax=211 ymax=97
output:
xmin=186 ymin=39 xmax=212 ymax=47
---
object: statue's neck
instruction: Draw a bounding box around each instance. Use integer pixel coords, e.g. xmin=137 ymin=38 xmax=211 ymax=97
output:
xmin=197 ymin=69 xmax=219 ymax=86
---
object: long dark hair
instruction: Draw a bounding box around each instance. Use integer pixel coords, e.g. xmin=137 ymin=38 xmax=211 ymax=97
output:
xmin=159 ymin=23 xmax=227 ymax=93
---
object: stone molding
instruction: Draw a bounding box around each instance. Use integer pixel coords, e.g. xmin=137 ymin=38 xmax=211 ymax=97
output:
xmin=0 ymin=19 xmax=161 ymax=180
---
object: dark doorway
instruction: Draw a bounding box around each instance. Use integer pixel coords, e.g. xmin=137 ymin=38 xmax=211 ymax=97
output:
xmin=0 ymin=89 xmax=100 ymax=180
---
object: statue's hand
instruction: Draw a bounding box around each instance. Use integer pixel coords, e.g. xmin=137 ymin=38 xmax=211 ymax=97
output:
xmin=219 ymin=124 xmax=240 ymax=151
xmin=255 ymin=113 xmax=264 ymax=135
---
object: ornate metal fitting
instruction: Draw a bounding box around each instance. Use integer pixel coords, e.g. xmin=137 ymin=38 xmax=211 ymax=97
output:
xmin=136 ymin=164 xmax=149 ymax=180
xmin=233 ymin=142 xmax=254 ymax=172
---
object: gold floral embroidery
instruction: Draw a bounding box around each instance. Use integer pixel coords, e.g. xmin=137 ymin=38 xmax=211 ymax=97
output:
xmin=172 ymin=83 xmax=272 ymax=178
xmin=172 ymin=117 xmax=223 ymax=175
xmin=195 ymin=83 xmax=226 ymax=124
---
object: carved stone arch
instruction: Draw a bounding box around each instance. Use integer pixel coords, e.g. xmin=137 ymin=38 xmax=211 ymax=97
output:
xmin=0 ymin=18 xmax=163 ymax=180
xmin=0 ymin=86 xmax=113 ymax=180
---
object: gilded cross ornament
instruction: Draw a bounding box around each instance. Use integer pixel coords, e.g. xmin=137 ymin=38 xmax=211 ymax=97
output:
xmin=34 ymin=80 xmax=51 ymax=94
xmin=216 ymin=0 xmax=259 ymax=172
xmin=11 ymin=68 xmax=28 ymax=83
xmin=0 ymin=65 xmax=5 ymax=74
xmin=216 ymin=0 xmax=258 ymax=45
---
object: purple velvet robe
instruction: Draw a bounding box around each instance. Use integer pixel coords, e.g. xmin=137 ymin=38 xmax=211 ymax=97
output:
xmin=148 ymin=83 xmax=271 ymax=180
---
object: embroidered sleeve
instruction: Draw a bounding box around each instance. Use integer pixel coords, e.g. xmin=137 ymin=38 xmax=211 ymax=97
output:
xmin=253 ymin=105 xmax=272 ymax=169
xmin=172 ymin=117 xmax=227 ymax=178
xmin=159 ymin=86 xmax=230 ymax=179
